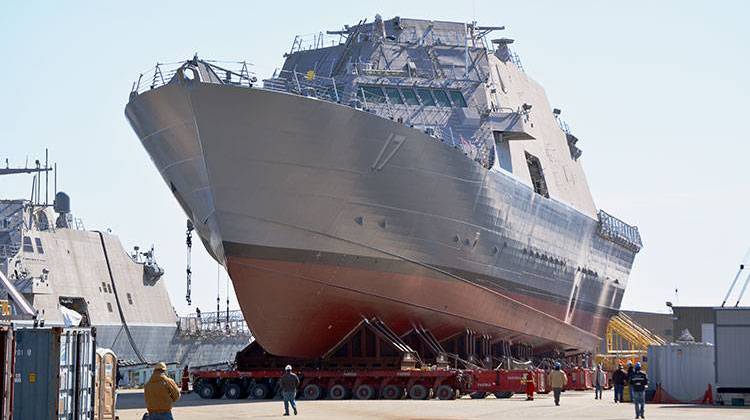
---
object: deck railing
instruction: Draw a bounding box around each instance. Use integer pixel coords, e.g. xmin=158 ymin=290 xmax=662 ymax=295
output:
xmin=130 ymin=59 xmax=257 ymax=96
xmin=597 ymin=210 xmax=643 ymax=252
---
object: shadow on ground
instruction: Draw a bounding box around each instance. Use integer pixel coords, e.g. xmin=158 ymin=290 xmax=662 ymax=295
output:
xmin=117 ymin=391 xmax=268 ymax=410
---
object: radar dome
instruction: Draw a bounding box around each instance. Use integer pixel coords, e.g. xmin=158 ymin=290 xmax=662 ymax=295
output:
xmin=54 ymin=192 xmax=70 ymax=214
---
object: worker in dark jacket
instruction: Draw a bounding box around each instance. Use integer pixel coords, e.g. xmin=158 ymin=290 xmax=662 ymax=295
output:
xmin=630 ymin=362 xmax=649 ymax=419
xmin=626 ymin=361 xmax=635 ymax=402
xmin=612 ymin=363 xmax=627 ymax=403
xmin=280 ymin=365 xmax=300 ymax=416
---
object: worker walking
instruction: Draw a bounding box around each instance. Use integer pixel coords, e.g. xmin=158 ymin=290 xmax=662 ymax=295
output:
xmin=630 ymin=362 xmax=649 ymax=419
xmin=548 ymin=362 xmax=568 ymax=406
xmin=612 ymin=363 xmax=627 ymax=403
xmin=524 ymin=367 xmax=536 ymax=401
xmin=594 ymin=364 xmax=605 ymax=399
xmin=144 ymin=362 xmax=181 ymax=420
xmin=280 ymin=365 xmax=300 ymax=416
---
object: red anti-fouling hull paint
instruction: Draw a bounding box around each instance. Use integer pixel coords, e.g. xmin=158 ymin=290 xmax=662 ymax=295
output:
xmin=227 ymin=253 xmax=605 ymax=359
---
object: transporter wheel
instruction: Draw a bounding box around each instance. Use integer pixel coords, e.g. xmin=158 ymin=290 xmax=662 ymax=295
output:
xmin=250 ymin=383 xmax=271 ymax=400
xmin=197 ymin=382 xmax=217 ymax=399
xmin=494 ymin=391 xmax=513 ymax=399
xmin=381 ymin=384 xmax=403 ymax=400
xmin=328 ymin=384 xmax=350 ymax=400
xmin=408 ymin=384 xmax=429 ymax=400
xmin=354 ymin=384 xmax=376 ymax=400
xmin=302 ymin=383 xmax=324 ymax=400
xmin=224 ymin=382 xmax=243 ymax=399
xmin=435 ymin=385 xmax=456 ymax=400
xmin=469 ymin=391 xmax=487 ymax=399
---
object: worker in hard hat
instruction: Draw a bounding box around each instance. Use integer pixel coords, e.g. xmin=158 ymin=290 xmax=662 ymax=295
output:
xmin=630 ymin=362 xmax=649 ymax=419
xmin=612 ymin=363 xmax=627 ymax=403
xmin=626 ymin=361 xmax=635 ymax=402
xmin=279 ymin=365 xmax=300 ymax=416
xmin=548 ymin=362 xmax=568 ymax=406
xmin=524 ymin=367 xmax=536 ymax=401
xmin=594 ymin=364 xmax=606 ymax=399
xmin=144 ymin=362 xmax=181 ymax=420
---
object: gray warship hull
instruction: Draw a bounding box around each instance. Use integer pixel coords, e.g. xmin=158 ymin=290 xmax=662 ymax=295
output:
xmin=126 ymin=80 xmax=636 ymax=357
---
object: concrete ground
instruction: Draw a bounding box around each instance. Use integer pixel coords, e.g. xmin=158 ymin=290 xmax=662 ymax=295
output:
xmin=117 ymin=389 xmax=748 ymax=420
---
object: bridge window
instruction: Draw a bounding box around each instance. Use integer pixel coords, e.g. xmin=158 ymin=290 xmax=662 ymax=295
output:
xmin=432 ymin=89 xmax=452 ymax=107
xmin=22 ymin=236 xmax=34 ymax=253
xmin=416 ymin=88 xmax=435 ymax=106
xmin=106 ymin=302 xmax=113 ymax=312
xmin=400 ymin=88 xmax=420 ymax=105
xmin=34 ymin=238 xmax=44 ymax=254
xmin=384 ymin=87 xmax=403 ymax=105
xmin=127 ymin=293 xmax=133 ymax=305
xmin=449 ymin=90 xmax=467 ymax=107
xmin=358 ymin=86 xmax=386 ymax=104
xmin=525 ymin=152 xmax=549 ymax=198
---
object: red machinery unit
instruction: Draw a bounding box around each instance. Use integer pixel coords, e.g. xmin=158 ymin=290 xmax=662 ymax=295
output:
xmin=564 ymin=367 xmax=594 ymax=391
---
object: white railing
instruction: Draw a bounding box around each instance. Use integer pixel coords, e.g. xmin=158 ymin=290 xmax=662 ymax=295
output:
xmin=130 ymin=59 xmax=257 ymax=96
xmin=178 ymin=309 xmax=251 ymax=337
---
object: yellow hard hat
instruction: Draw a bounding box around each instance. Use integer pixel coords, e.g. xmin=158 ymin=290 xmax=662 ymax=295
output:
xmin=154 ymin=362 xmax=167 ymax=371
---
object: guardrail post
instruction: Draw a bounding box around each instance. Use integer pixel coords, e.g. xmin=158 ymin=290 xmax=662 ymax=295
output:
xmin=332 ymin=77 xmax=340 ymax=102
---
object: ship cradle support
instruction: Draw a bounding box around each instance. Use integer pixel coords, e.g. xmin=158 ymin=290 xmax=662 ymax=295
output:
xmin=192 ymin=317 xmax=590 ymax=400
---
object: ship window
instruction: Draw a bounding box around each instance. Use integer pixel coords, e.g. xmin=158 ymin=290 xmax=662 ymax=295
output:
xmin=525 ymin=152 xmax=549 ymax=198
xmin=384 ymin=87 xmax=403 ymax=105
xmin=34 ymin=238 xmax=44 ymax=254
xmin=101 ymin=282 xmax=107 ymax=292
xmin=432 ymin=89 xmax=452 ymax=107
xmin=126 ymin=293 xmax=133 ymax=305
xmin=22 ymin=236 xmax=34 ymax=253
xmin=400 ymin=88 xmax=420 ymax=105
xmin=106 ymin=302 xmax=113 ymax=312
xmin=416 ymin=88 xmax=435 ymax=106
xmin=449 ymin=90 xmax=467 ymax=107
xmin=359 ymin=86 xmax=386 ymax=104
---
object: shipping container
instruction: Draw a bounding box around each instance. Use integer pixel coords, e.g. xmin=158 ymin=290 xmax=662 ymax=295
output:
xmin=0 ymin=325 xmax=14 ymax=420
xmin=94 ymin=349 xmax=116 ymax=420
xmin=13 ymin=327 xmax=95 ymax=420
xmin=647 ymin=343 xmax=714 ymax=402
xmin=714 ymin=307 xmax=750 ymax=399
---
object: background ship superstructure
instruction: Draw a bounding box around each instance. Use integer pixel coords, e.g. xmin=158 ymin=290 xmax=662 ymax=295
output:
xmin=125 ymin=16 xmax=642 ymax=358
xmin=0 ymin=185 xmax=249 ymax=368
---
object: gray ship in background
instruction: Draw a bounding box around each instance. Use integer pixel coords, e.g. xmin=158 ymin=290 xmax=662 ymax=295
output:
xmin=126 ymin=16 xmax=643 ymax=359
xmin=0 ymin=156 xmax=250 ymax=377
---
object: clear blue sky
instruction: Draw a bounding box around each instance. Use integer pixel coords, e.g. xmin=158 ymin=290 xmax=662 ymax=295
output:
xmin=1 ymin=1 xmax=748 ymax=315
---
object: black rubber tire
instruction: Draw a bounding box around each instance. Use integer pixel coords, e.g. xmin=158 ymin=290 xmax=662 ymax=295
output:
xmin=198 ymin=382 xmax=217 ymax=399
xmin=408 ymin=384 xmax=429 ymax=400
xmin=354 ymin=384 xmax=376 ymax=400
xmin=381 ymin=384 xmax=403 ymax=400
xmin=494 ymin=391 xmax=513 ymax=399
xmin=250 ymin=383 xmax=271 ymax=400
xmin=224 ymin=382 xmax=243 ymax=399
xmin=302 ymin=383 xmax=324 ymax=400
xmin=469 ymin=391 xmax=487 ymax=399
xmin=436 ymin=385 xmax=456 ymax=400
xmin=328 ymin=384 xmax=350 ymax=400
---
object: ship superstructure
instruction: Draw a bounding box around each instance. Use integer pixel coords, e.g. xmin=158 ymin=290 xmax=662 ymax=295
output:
xmin=125 ymin=16 xmax=642 ymax=358
xmin=0 ymin=161 xmax=250 ymax=368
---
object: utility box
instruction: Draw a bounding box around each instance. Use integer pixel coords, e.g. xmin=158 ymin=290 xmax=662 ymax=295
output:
xmin=94 ymin=348 xmax=117 ymax=420
xmin=0 ymin=325 xmax=14 ymax=420
xmin=648 ymin=342 xmax=714 ymax=402
xmin=714 ymin=307 xmax=750 ymax=405
xmin=13 ymin=327 xmax=96 ymax=420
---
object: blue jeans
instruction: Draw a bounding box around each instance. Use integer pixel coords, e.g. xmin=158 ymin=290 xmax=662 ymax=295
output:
xmin=147 ymin=413 xmax=174 ymax=420
xmin=595 ymin=384 xmax=602 ymax=399
xmin=633 ymin=390 xmax=645 ymax=417
xmin=614 ymin=384 xmax=624 ymax=402
xmin=282 ymin=391 xmax=297 ymax=414
xmin=629 ymin=385 xmax=634 ymax=402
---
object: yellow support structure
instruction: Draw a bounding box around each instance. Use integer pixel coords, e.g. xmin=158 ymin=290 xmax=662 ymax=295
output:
xmin=606 ymin=312 xmax=666 ymax=354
